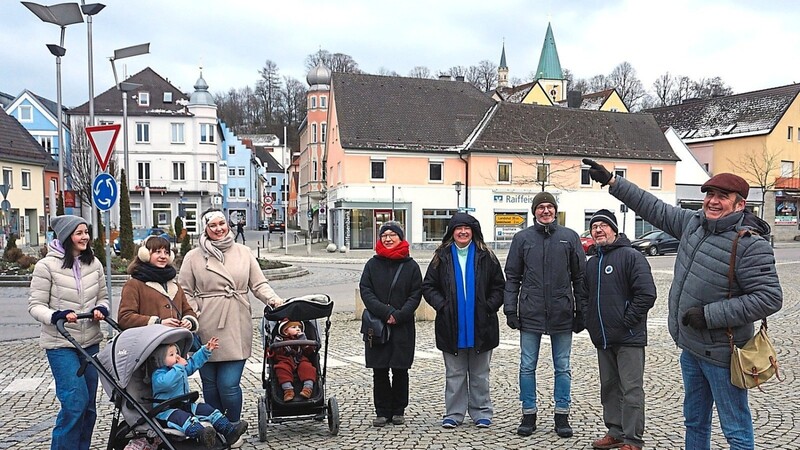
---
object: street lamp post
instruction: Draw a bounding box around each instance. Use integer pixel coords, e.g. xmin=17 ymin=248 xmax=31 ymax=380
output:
xmin=81 ymin=2 xmax=105 ymax=237
xmin=23 ymin=2 xmax=84 ymax=193
xmin=453 ymin=181 xmax=463 ymax=211
xmin=109 ymin=43 xmax=150 ymax=179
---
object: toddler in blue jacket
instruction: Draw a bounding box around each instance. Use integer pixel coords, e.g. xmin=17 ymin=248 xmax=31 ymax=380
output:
xmin=150 ymin=337 xmax=248 ymax=448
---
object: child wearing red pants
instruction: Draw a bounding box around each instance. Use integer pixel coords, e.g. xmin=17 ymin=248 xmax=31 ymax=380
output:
xmin=273 ymin=319 xmax=317 ymax=401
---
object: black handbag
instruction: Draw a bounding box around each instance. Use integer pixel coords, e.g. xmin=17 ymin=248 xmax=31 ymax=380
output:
xmin=361 ymin=263 xmax=404 ymax=347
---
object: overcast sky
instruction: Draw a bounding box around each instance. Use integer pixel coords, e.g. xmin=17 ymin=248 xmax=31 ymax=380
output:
xmin=1 ymin=0 xmax=798 ymax=107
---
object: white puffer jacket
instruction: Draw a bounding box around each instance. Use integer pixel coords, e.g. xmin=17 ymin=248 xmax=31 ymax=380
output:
xmin=28 ymin=242 xmax=109 ymax=349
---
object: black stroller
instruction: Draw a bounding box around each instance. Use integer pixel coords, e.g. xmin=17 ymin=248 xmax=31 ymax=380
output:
xmin=256 ymin=294 xmax=339 ymax=440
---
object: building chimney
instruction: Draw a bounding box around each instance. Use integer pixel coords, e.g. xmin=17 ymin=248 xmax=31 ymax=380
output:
xmin=567 ymin=90 xmax=582 ymax=108
xmin=439 ymin=74 xmax=452 ymax=81
xmin=455 ymin=75 xmax=465 ymax=82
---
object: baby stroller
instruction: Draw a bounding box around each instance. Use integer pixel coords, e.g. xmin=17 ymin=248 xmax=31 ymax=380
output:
xmin=95 ymin=322 xmax=233 ymax=449
xmin=256 ymin=294 xmax=339 ymax=440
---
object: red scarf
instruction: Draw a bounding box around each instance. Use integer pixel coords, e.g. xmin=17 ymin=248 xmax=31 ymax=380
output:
xmin=375 ymin=239 xmax=409 ymax=260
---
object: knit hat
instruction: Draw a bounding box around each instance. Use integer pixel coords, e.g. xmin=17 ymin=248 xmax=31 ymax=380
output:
xmin=378 ymin=221 xmax=405 ymax=241
xmin=445 ymin=212 xmax=484 ymax=243
xmin=701 ymin=173 xmax=750 ymax=199
xmin=50 ymin=215 xmax=89 ymax=243
xmin=531 ymin=191 xmax=558 ymax=213
xmin=590 ymin=209 xmax=618 ymax=234
xmin=278 ymin=320 xmax=303 ymax=336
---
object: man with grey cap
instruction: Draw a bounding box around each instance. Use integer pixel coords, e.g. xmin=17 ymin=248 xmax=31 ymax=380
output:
xmin=503 ymin=191 xmax=587 ymax=438
xmin=584 ymin=159 xmax=782 ymax=450
xmin=581 ymin=209 xmax=656 ymax=450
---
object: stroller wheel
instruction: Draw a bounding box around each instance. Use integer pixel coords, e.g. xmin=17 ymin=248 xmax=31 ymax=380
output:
xmin=257 ymin=395 xmax=268 ymax=442
xmin=327 ymin=397 xmax=340 ymax=436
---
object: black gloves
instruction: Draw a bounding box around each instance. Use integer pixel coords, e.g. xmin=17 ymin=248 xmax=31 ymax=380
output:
xmin=582 ymin=158 xmax=613 ymax=186
xmin=572 ymin=310 xmax=585 ymax=334
xmin=50 ymin=309 xmax=74 ymax=325
xmin=682 ymin=307 xmax=707 ymax=329
xmin=93 ymin=305 xmax=109 ymax=318
xmin=506 ymin=314 xmax=520 ymax=330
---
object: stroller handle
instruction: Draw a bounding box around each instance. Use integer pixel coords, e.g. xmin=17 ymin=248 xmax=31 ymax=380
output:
xmin=55 ymin=312 xmax=121 ymax=337
xmin=270 ymin=339 xmax=318 ymax=349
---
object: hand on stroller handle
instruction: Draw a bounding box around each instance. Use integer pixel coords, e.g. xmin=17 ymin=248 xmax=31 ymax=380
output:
xmin=55 ymin=312 xmax=120 ymax=335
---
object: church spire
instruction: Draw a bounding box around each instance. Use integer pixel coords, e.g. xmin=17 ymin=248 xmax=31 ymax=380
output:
xmin=535 ymin=22 xmax=563 ymax=81
xmin=498 ymin=40 xmax=509 ymax=88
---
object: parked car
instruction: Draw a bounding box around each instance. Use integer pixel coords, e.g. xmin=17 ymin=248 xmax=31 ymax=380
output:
xmin=580 ymin=230 xmax=596 ymax=255
xmin=113 ymin=227 xmax=172 ymax=255
xmin=631 ymin=230 xmax=680 ymax=256
xmin=269 ymin=220 xmax=286 ymax=233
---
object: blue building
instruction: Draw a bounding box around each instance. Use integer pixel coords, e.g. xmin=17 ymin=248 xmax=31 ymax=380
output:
xmin=219 ymin=121 xmax=259 ymax=228
xmin=254 ymin=146 xmax=286 ymax=230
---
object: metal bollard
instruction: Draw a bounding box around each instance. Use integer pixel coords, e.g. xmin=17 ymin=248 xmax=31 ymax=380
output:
xmin=257 ymin=241 xmax=261 ymax=258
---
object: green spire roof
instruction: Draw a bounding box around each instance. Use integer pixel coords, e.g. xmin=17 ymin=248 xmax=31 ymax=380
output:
xmin=499 ymin=42 xmax=508 ymax=69
xmin=535 ymin=22 xmax=563 ymax=80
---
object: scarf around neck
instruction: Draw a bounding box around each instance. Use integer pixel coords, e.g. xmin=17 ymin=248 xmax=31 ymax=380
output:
xmin=132 ymin=262 xmax=177 ymax=284
xmin=199 ymin=231 xmax=234 ymax=263
xmin=451 ymin=242 xmax=476 ymax=349
xmin=375 ymin=239 xmax=410 ymax=260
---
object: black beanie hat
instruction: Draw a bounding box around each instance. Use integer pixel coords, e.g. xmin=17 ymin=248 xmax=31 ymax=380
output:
xmin=531 ymin=191 xmax=558 ymax=213
xmin=378 ymin=221 xmax=405 ymax=241
xmin=444 ymin=213 xmax=483 ymax=243
xmin=590 ymin=209 xmax=618 ymax=233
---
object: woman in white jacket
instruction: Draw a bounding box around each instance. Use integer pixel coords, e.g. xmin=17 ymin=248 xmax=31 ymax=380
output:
xmin=28 ymin=215 xmax=108 ymax=450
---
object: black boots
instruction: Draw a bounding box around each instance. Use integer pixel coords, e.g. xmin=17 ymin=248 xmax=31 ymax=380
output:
xmin=554 ymin=413 xmax=573 ymax=438
xmin=213 ymin=417 xmax=249 ymax=445
xmin=185 ymin=421 xmax=216 ymax=448
xmin=516 ymin=413 xmax=537 ymax=436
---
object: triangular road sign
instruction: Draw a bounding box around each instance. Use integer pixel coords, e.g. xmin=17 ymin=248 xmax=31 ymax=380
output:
xmin=86 ymin=124 xmax=121 ymax=172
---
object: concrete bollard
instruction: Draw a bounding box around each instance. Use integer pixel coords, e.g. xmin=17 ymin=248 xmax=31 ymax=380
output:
xmin=354 ymin=287 xmax=436 ymax=321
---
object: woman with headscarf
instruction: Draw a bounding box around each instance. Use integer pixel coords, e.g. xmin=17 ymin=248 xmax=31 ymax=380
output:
xmin=118 ymin=235 xmax=198 ymax=331
xmin=359 ymin=221 xmax=422 ymax=427
xmin=178 ymin=208 xmax=283 ymax=442
xmin=28 ymin=215 xmax=109 ymax=450
xmin=421 ymin=213 xmax=505 ymax=429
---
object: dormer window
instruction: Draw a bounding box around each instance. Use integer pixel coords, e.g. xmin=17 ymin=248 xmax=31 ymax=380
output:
xmin=163 ymin=92 xmax=173 ymax=103
xmin=138 ymin=92 xmax=150 ymax=106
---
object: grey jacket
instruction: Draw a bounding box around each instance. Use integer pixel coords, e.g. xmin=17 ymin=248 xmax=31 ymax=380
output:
xmin=503 ymin=221 xmax=587 ymax=334
xmin=609 ymin=176 xmax=782 ymax=366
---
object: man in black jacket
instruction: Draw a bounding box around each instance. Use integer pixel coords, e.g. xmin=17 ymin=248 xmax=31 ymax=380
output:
xmin=581 ymin=210 xmax=656 ymax=450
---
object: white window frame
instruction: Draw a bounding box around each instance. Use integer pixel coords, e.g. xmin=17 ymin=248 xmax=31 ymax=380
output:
xmin=429 ymin=160 xmax=443 ymax=182
xmin=238 ymin=167 xmax=245 ymax=177
xmin=321 ymin=123 xmax=327 ymax=143
xmin=170 ymin=123 xmax=184 ymax=144
xmin=39 ymin=136 xmax=53 ymax=152
xmin=18 ymin=105 xmax=33 ymax=122
xmin=536 ymin=163 xmax=550 ymax=184
xmin=228 ymin=145 xmax=236 ymax=155
xmin=614 ymin=168 xmax=627 ymax=179
xmin=313 ymin=160 xmax=318 ymax=181
xmin=370 ymin=158 xmax=386 ymax=181
xmin=136 ymin=122 xmax=150 ymax=143
xmin=238 ymin=188 xmax=246 ymax=198
xmin=138 ymin=92 xmax=150 ymax=107
xmin=200 ymin=124 xmax=215 ymax=143
xmin=228 ymin=167 xmax=237 ymax=177
xmin=320 ymin=96 xmax=327 ymax=108
xmin=311 ymin=123 xmax=318 ymax=143
xmin=2 ymin=168 xmax=13 ymax=189
xmin=172 ymin=162 xmax=185 ymax=181
xmin=498 ymin=161 xmax=511 ymax=183
xmin=781 ymin=160 xmax=794 ymax=178
xmin=311 ymin=96 xmax=317 ymax=109
xmin=201 ymin=162 xmax=216 ymax=181
xmin=580 ymin=166 xmax=591 ymax=186
xmin=789 ymin=126 xmax=794 ymax=141
xmin=228 ymin=188 xmax=236 ymax=198
xmin=21 ymin=170 xmax=31 ymax=190
xmin=650 ymin=169 xmax=662 ymax=189
xmin=163 ymin=92 xmax=173 ymax=103
xmin=137 ymin=162 xmax=151 ymax=187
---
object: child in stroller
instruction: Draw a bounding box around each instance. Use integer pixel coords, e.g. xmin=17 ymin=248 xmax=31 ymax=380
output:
xmin=149 ymin=336 xmax=248 ymax=448
xmin=273 ymin=319 xmax=317 ymax=402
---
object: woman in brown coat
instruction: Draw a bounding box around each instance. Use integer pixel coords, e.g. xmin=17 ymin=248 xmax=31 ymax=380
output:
xmin=178 ymin=208 xmax=283 ymax=430
xmin=118 ymin=235 xmax=198 ymax=331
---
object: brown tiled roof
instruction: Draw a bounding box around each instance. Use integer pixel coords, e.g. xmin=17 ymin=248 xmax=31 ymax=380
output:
xmin=0 ymin=107 xmax=53 ymax=166
xmin=470 ymin=103 xmax=678 ymax=161
xmin=332 ymin=72 xmax=496 ymax=150
xmin=644 ymin=83 xmax=800 ymax=141
xmin=69 ymin=67 xmax=191 ymax=117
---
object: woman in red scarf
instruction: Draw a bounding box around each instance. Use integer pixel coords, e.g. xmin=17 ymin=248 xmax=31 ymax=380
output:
xmin=359 ymin=221 xmax=422 ymax=427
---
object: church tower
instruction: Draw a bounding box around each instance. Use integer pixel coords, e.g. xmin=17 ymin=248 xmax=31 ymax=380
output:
xmin=498 ymin=41 xmax=509 ymax=88
xmin=534 ymin=22 xmax=565 ymax=103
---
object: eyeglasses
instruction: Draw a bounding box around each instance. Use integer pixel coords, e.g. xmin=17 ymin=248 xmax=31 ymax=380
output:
xmin=380 ymin=232 xmax=398 ymax=239
xmin=591 ymin=223 xmax=612 ymax=231
xmin=535 ymin=204 xmax=555 ymax=212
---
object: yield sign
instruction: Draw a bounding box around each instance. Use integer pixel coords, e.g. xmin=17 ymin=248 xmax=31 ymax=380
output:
xmin=86 ymin=124 xmax=121 ymax=172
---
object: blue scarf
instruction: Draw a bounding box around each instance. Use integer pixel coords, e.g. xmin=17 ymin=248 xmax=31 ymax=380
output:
xmin=451 ymin=242 xmax=476 ymax=349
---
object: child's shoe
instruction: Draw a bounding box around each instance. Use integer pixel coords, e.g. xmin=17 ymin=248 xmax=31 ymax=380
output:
xmin=283 ymin=389 xmax=295 ymax=401
xmin=185 ymin=422 xmax=216 ymax=448
xmin=299 ymin=387 xmax=313 ymax=399
xmin=212 ymin=417 xmax=249 ymax=446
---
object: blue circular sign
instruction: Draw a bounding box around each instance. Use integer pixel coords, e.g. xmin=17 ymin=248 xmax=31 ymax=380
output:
xmin=92 ymin=173 xmax=118 ymax=211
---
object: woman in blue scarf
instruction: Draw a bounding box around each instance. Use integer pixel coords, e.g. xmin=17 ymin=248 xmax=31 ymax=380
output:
xmin=422 ymin=213 xmax=505 ymax=429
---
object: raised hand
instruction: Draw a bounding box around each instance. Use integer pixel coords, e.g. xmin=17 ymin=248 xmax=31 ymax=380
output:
xmin=582 ymin=158 xmax=613 ymax=186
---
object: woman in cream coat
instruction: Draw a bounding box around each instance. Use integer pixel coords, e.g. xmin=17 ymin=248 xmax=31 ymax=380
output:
xmin=179 ymin=208 xmax=283 ymax=429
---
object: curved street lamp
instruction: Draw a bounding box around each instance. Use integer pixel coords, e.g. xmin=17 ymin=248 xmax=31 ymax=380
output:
xmin=109 ymin=43 xmax=150 ymax=180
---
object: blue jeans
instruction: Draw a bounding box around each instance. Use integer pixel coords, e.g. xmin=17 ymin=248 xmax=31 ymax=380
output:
xmin=199 ymin=360 xmax=246 ymax=422
xmin=46 ymin=344 xmax=99 ymax=450
xmin=681 ymin=350 xmax=754 ymax=450
xmin=519 ymin=331 xmax=572 ymax=414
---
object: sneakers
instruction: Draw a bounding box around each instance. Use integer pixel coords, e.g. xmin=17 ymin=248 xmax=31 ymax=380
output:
xmin=475 ymin=418 xmax=492 ymax=428
xmin=391 ymin=415 xmax=405 ymax=425
xmin=517 ymin=413 xmax=536 ymax=436
xmin=554 ymin=413 xmax=573 ymax=438
xmin=299 ymin=387 xmax=313 ymax=399
xmin=283 ymin=389 xmax=295 ymax=402
xmin=373 ymin=416 xmax=389 ymax=427
xmin=441 ymin=418 xmax=458 ymax=428
xmin=223 ymin=420 xmax=248 ymax=447
xmin=593 ymin=434 xmax=624 ymax=449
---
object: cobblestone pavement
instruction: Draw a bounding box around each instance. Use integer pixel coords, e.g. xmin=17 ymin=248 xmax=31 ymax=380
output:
xmin=2 ymin=264 xmax=800 ymax=449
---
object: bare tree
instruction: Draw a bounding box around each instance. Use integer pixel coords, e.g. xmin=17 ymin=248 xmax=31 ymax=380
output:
xmin=305 ymin=49 xmax=360 ymax=73
xmin=408 ymin=66 xmax=432 ymax=79
xmin=256 ymin=60 xmax=282 ymax=126
xmin=609 ymin=62 xmax=646 ymax=110
xmin=447 ymin=66 xmax=468 ymax=78
xmin=469 ymin=60 xmax=498 ymax=92
xmin=377 ymin=67 xmax=399 ymax=76
xmin=670 ymin=75 xmax=693 ymax=105
xmin=691 ymin=76 xmax=733 ymax=99
xmin=728 ymin=145 xmax=785 ymax=218
xmin=278 ymin=76 xmax=307 ymax=127
xmin=652 ymin=72 xmax=675 ymax=107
